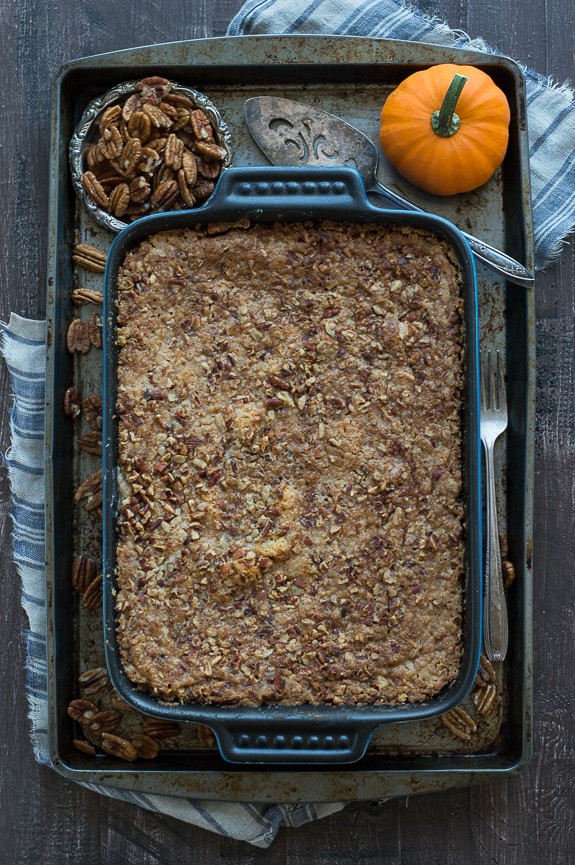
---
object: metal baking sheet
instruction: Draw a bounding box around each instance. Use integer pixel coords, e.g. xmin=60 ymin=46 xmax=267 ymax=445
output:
xmin=45 ymin=35 xmax=534 ymax=800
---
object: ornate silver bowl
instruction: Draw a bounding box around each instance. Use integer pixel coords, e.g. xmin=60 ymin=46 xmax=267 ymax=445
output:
xmin=69 ymin=79 xmax=233 ymax=233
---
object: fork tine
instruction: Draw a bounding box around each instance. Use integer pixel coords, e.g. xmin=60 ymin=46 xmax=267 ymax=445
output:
xmin=496 ymin=350 xmax=506 ymax=412
xmin=480 ymin=350 xmax=487 ymax=410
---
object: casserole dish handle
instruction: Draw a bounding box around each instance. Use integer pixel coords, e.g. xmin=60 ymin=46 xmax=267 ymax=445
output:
xmin=210 ymin=718 xmax=376 ymax=764
xmin=202 ymin=164 xmax=378 ymax=221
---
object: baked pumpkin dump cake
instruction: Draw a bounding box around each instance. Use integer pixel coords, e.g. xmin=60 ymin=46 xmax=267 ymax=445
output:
xmin=114 ymin=220 xmax=465 ymax=706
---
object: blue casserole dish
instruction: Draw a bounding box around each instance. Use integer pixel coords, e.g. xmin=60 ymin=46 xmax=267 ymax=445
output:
xmin=102 ymin=166 xmax=482 ymax=764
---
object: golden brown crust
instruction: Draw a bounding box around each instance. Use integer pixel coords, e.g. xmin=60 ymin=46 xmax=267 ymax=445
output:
xmin=115 ymin=220 xmax=465 ymax=706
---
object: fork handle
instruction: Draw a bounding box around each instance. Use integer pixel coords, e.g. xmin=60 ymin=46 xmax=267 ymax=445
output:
xmin=483 ymin=444 xmax=509 ymax=663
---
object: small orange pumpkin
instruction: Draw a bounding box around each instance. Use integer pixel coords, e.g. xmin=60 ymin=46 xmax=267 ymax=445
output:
xmin=379 ymin=64 xmax=510 ymax=196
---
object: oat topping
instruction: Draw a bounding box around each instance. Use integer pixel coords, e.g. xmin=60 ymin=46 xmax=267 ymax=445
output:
xmin=115 ymin=220 xmax=465 ymax=706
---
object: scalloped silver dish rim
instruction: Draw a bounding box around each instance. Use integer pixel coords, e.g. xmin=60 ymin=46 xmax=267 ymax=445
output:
xmin=69 ymin=80 xmax=234 ymax=233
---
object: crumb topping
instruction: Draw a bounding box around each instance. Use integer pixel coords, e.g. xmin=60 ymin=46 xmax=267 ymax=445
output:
xmin=115 ymin=220 xmax=465 ymax=706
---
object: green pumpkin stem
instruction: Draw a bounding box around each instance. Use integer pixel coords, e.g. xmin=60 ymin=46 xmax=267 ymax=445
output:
xmin=431 ymin=73 xmax=468 ymax=137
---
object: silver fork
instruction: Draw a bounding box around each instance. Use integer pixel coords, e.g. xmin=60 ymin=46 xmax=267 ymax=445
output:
xmin=480 ymin=350 xmax=509 ymax=663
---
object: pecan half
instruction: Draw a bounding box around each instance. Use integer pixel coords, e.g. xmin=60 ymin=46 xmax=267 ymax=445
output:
xmin=128 ymin=110 xmax=152 ymax=143
xmin=67 ymin=319 xmax=91 ymax=354
xmin=137 ymin=76 xmax=172 ymax=102
xmin=157 ymin=101 xmax=179 ymax=122
xmin=110 ymin=693 xmax=134 ymax=713
xmin=162 ymin=91 xmax=195 ymax=109
xmin=195 ymin=724 xmax=216 ymax=748
xmin=78 ymin=666 xmax=109 ymax=695
xmin=172 ymin=106 xmax=192 ymax=130
xmin=73 ymin=738 xmax=96 ymax=756
xmin=195 ymin=156 xmax=222 ymax=181
xmin=190 ymin=180 xmax=215 ymax=202
xmin=151 ymin=178 xmax=178 ymax=210
xmin=440 ymin=706 xmax=477 ymax=741
xmin=153 ymin=131 xmax=169 ymax=148
xmin=74 ymin=468 xmax=102 ymax=503
xmin=101 ymin=733 xmax=138 ymax=761
xmin=122 ymin=93 xmax=141 ymax=122
xmin=82 ymin=395 xmax=102 ymax=430
xmin=142 ymin=717 xmax=182 ymax=739
xmin=181 ymin=150 xmax=198 ymax=186
xmin=63 ymin=386 xmax=82 ymax=417
xmin=71 ymin=287 xmax=103 ymax=306
xmin=99 ymin=104 xmax=122 ymax=130
xmin=98 ymin=172 xmax=127 ymax=189
xmin=73 ymin=243 xmax=107 ymax=273
xmin=67 ymin=698 xmax=99 ymax=724
xmin=99 ymin=125 xmax=124 ymax=159
xmin=142 ymin=103 xmax=173 ymax=129
xmin=153 ymin=163 xmax=175 ymax=189
xmin=138 ymin=145 xmax=161 ymax=173
xmin=85 ymin=143 xmax=106 ymax=169
xmin=88 ymin=313 xmax=102 ymax=349
xmin=177 ymin=169 xmax=195 ymax=207
xmin=130 ymin=733 xmax=160 ymax=759
xmin=87 ymin=709 xmax=122 ymax=734
xmin=109 ymin=182 xmax=130 ymax=218
xmin=82 ymin=171 xmax=109 ymax=209
xmin=472 ymin=683 xmax=498 ymax=717
xmin=189 ymin=108 xmax=214 ymax=142
xmin=474 ymin=653 xmax=496 ymax=688
xmin=78 ymin=430 xmax=102 ymax=456
xmin=129 ymin=175 xmax=151 ymax=202
xmin=82 ymin=574 xmax=103 ymax=611
xmin=119 ymin=137 xmax=142 ymax=175
xmin=71 ymin=554 xmax=98 ymax=592
xmin=129 ymin=174 xmax=150 ymax=202
xmin=84 ymin=490 xmax=103 ymax=513
xmin=195 ymin=140 xmax=227 ymax=162
xmin=164 ymin=133 xmax=184 ymax=170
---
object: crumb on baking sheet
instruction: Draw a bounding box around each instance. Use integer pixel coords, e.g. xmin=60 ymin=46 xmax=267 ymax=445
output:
xmin=114 ymin=220 xmax=465 ymax=706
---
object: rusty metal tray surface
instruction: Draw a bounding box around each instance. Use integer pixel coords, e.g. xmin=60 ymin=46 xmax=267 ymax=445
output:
xmin=45 ymin=35 xmax=534 ymax=800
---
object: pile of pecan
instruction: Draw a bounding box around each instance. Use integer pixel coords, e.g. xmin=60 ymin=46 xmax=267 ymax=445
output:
xmin=81 ymin=76 xmax=228 ymax=221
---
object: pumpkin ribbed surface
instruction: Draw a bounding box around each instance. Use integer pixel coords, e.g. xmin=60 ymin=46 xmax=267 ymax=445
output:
xmin=379 ymin=64 xmax=510 ymax=196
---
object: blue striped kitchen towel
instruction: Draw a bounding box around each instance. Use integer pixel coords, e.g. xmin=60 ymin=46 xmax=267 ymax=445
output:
xmin=0 ymin=313 xmax=343 ymax=848
xmin=228 ymin=0 xmax=575 ymax=270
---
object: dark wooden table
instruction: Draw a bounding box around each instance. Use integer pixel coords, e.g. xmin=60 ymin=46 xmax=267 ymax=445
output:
xmin=1 ymin=1 xmax=573 ymax=861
